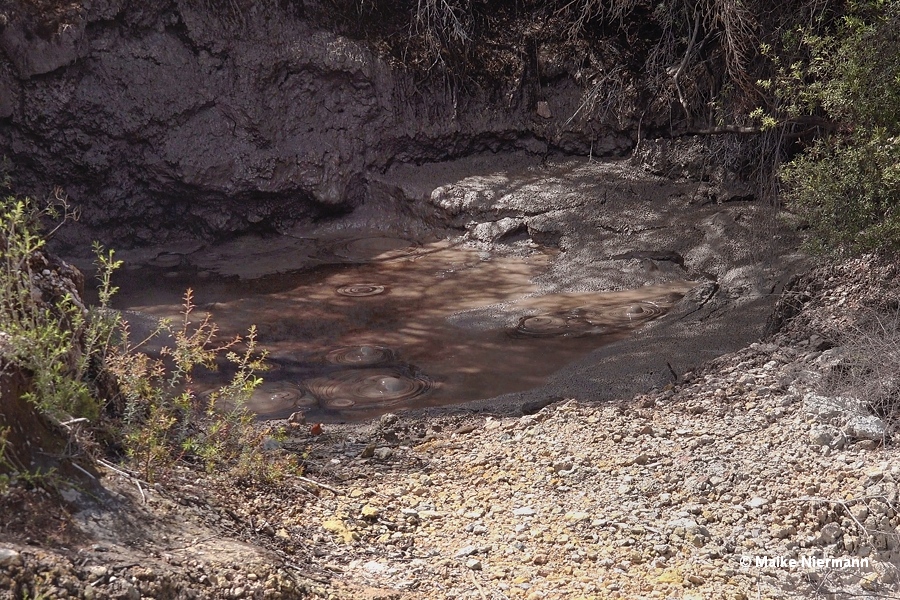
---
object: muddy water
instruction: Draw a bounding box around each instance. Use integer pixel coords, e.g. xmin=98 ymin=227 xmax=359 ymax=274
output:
xmin=110 ymin=236 xmax=693 ymax=422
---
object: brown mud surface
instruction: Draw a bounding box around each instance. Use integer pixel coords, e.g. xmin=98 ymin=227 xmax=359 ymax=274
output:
xmin=108 ymin=237 xmax=692 ymax=422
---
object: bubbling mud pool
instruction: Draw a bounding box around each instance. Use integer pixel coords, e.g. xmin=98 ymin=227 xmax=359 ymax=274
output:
xmin=108 ymin=235 xmax=694 ymax=422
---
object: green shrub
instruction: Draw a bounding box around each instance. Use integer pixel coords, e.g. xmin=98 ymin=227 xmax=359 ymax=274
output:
xmin=107 ymin=291 xmax=291 ymax=482
xmin=0 ymin=193 xmax=297 ymax=484
xmin=777 ymin=1 xmax=900 ymax=253
xmin=783 ymin=132 xmax=900 ymax=252
xmin=0 ymin=196 xmax=99 ymax=420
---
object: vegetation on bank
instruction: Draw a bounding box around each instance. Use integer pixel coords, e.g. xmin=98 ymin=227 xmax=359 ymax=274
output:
xmin=0 ymin=194 xmax=298 ymax=489
xmin=775 ymin=1 xmax=900 ymax=253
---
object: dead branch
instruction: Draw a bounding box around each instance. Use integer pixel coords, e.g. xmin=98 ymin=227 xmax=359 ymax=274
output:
xmin=673 ymin=7 xmax=701 ymax=119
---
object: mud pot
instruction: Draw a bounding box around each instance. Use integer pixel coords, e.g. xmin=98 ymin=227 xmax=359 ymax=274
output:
xmin=108 ymin=233 xmax=693 ymax=422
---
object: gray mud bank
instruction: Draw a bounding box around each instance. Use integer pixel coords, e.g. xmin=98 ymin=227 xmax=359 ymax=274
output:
xmin=382 ymin=156 xmax=808 ymax=415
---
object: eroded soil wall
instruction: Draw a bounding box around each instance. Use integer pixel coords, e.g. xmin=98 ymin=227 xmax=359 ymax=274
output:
xmin=0 ymin=0 xmax=637 ymax=247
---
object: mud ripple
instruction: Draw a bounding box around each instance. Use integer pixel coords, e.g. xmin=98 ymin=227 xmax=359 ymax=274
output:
xmin=616 ymin=301 xmax=666 ymax=323
xmin=305 ymin=367 xmax=433 ymax=410
xmin=512 ymin=313 xmax=597 ymax=338
xmin=325 ymin=345 xmax=396 ymax=366
xmin=336 ymin=283 xmax=387 ymax=297
xmin=249 ymin=381 xmax=318 ymax=410
xmin=511 ymin=300 xmax=673 ymax=338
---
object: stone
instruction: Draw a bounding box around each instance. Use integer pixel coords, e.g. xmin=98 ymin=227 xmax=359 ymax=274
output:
xmin=813 ymin=347 xmax=847 ymax=369
xmin=361 ymin=505 xmax=380 ymax=519
xmin=470 ymin=218 xmax=525 ymax=243
xmin=536 ymin=101 xmax=552 ymax=119
xmin=0 ymin=548 xmax=22 ymax=568
xmin=667 ymin=517 xmax=700 ymax=531
xmin=531 ymin=554 xmax=549 ymax=565
xmin=513 ymin=507 xmax=537 ymax=516
xmin=844 ymin=415 xmax=886 ymax=441
xmin=803 ymin=393 xmax=862 ymax=421
xmin=465 ymin=559 xmax=483 ymax=571
xmin=455 ymin=545 xmax=479 ymax=558
xmin=746 ymin=497 xmax=769 ymax=509
xmin=373 ymin=447 xmax=394 ymax=460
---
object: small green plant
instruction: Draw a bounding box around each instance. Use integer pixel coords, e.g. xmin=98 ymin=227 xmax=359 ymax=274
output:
xmin=106 ymin=291 xmax=296 ymax=482
xmin=0 ymin=195 xmax=98 ymax=421
xmin=782 ymin=131 xmax=900 ymax=252
xmin=0 ymin=425 xmax=60 ymax=494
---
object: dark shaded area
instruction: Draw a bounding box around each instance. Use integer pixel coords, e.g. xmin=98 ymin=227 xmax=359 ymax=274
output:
xmin=0 ymin=0 xmax=858 ymax=249
xmin=0 ymin=360 xmax=100 ymax=488
xmin=0 ymin=364 xmax=59 ymax=474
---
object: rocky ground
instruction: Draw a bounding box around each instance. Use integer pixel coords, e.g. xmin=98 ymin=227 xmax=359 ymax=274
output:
xmin=3 ymin=256 xmax=900 ymax=599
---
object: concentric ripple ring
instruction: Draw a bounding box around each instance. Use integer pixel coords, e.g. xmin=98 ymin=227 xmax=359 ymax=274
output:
xmin=336 ymin=283 xmax=387 ymax=297
xmin=325 ymin=345 xmax=396 ymax=366
xmin=620 ymin=301 xmax=665 ymax=322
xmin=518 ymin=315 xmax=568 ymax=335
xmin=512 ymin=313 xmax=595 ymax=338
xmin=569 ymin=301 xmax=668 ymax=330
xmin=249 ymin=381 xmax=318 ymax=410
xmin=305 ymin=368 xmax=433 ymax=410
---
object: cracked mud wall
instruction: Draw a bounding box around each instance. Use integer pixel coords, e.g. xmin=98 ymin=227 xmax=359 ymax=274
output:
xmin=0 ymin=0 xmax=635 ymax=247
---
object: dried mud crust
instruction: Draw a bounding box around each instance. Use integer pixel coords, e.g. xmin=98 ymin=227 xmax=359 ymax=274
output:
xmin=3 ymin=255 xmax=900 ymax=600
